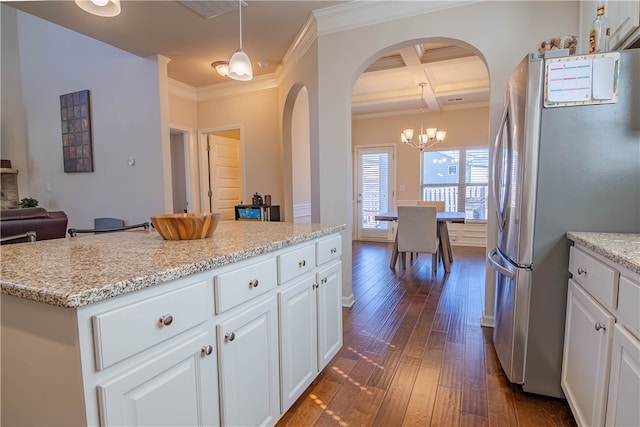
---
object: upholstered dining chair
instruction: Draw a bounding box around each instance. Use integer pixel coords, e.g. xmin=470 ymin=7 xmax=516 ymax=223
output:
xmin=416 ymin=200 xmax=445 ymax=212
xmin=397 ymin=206 xmax=440 ymax=276
xmin=0 ymin=230 xmax=37 ymax=244
xmin=68 ymin=222 xmax=150 ymax=237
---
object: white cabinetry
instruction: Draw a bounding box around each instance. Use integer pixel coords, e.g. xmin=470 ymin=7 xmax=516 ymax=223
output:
xmin=216 ymin=296 xmax=279 ymax=426
xmin=214 ymin=255 xmax=280 ymax=426
xmin=0 ymin=231 xmax=343 ymax=427
xmin=562 ymin=244 xmax=640 ymax=427
xmin=96 ymin=327 xmax=217 ymax=426
xmin=278 ymin=235 xmax=343 ymax=411
xmin=580 ymin=0 xmax=640 ymax=52
xmin=278 ymin=273 xmax=318 ymax=410
xmin=82 ymin=275 xmax=220 ymax=427
xmin=562 ymin=279 xmax=614 ymax=427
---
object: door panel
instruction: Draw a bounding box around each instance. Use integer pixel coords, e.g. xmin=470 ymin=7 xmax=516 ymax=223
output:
xmin=355 ymin=146 xmax=395 ymax=241
xmin=207 ymin=135 xmax=242 ymax=220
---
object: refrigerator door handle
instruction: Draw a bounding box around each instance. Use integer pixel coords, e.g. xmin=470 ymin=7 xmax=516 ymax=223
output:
xmin=492 ymin=105 xmax=510 ymax=231
xmin=488 ymin=248 xmax=516 ymax=279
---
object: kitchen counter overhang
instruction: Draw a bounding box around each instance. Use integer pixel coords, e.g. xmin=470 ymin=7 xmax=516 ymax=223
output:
xmin=0 ymin=221 xmax=346 ymax=308
xmin=566 ymin=232 xmax=640 ymax=275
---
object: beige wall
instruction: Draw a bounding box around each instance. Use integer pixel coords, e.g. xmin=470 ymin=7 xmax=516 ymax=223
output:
xmin=169 ymin=94 xmax=198 ymax=131
xmin=352 ymin=107 xmax=489 ymax=201
xmin=196 ymin=89 xmax=282 ymax=207
xmin=2 ymin=7 xmax=166 ymax=229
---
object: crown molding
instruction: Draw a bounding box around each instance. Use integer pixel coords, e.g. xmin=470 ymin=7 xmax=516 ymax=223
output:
xmin=168 ymin=78 xmax=197 ymax=102
xmin=282 ymin=13 xmax=318 ymax=70
xmin=313 ymin=0 xmax=480 ymax=36
xmin=195 ymin=73 xmax=279 ymax=101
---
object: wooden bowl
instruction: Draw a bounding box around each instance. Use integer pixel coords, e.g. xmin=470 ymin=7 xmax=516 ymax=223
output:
xmin=151 ymin=213 xmax=221 ymax=240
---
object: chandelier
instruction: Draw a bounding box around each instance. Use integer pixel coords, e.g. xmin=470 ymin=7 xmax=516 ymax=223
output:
xmin=401 ymin=82 xmax=446 ymax=151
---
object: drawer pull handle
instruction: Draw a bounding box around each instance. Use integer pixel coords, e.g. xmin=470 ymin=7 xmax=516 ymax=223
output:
xmin=249 ymin=279 xmax=259 ymax=288
xmin=201 ymin=345 xmax=213 ymax=356
xmin=225 ymin=332 xmax=236 ymax=342
xmin=577 ymin=267 xmax=587 ymax=275
xmin=298 ymin=260 xmax=306 ymax=268
xmin=594 ymin=323 xmax=606 ymax=331
xmin=159 ymin=314 xmax=173 ymax=327
xmin=330 ymin=247 xmax=337 ymax=254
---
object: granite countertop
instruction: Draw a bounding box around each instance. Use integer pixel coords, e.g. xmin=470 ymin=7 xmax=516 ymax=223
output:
xmin=566 ymin=232 xmax=640 ymax=275
xmin=1 ymin=221 xmax=345 ymax=308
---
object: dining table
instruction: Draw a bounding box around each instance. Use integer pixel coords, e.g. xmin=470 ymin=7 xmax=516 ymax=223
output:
xmin=374 ymin=211 xmax=466 ymax=273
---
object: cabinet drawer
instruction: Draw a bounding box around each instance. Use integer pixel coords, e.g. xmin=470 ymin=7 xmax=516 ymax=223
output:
xmin=316 ymin=235 xmax=342 ymax=266
xmin=278 ymin=244 xmax=315 ymax=284
xmin=93 ymin=279 xmax=208 ymax=370
xmin=618 ymin=276 xmax=640 ymax=338
xmin=569 ymin=246 xmax=619 ymax=308
xmin=215 ymin=258 xmax=277 ymax=314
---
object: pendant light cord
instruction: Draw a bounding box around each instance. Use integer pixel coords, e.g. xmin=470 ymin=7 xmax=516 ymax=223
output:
xmin=238 ymin=0 xmax=243 ymax=49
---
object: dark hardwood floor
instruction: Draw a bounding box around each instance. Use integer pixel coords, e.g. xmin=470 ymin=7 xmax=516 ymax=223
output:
xmin=277 ymin=241 xmax=576 ymax=427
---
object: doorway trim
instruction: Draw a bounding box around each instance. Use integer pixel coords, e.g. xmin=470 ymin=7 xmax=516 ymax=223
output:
xmin=198 ymin=125 xmax=246 ymax=213
xmin=169 ymin=124 xmax=199 ymax=213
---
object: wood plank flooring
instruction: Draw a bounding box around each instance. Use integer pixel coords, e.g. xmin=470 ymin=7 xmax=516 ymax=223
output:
xmin=277 ymin=241 xmax=576 ymax=427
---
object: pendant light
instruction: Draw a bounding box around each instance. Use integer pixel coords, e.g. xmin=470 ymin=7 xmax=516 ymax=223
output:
xmin=75 ymin=0 xmax=121 ymax=17
xmin=227 ymin=0 xmax=253 ymax=81
xmin=401 ymin=83 xmax=446 ymax=151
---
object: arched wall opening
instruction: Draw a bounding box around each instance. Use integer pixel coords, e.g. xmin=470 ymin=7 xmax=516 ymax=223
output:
xmin=282 ymin=83 xmax=312 ymax=223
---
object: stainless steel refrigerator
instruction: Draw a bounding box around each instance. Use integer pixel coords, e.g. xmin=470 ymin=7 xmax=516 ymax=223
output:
xmin=487 ymin=49 xmax=640 ymax=398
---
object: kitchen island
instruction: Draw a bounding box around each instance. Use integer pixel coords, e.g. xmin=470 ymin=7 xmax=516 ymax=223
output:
xmin=563 ymin=232 xmax=639 ymax=427
xmin=1 ymin=221 xmax=345 ymax=426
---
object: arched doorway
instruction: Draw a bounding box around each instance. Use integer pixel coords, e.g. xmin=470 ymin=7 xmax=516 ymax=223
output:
xmin=351 ymin=39 xmax=490 ymax=244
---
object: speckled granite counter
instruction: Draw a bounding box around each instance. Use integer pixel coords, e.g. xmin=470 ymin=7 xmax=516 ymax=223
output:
xmin=0 ymin=221 xmax=345 ymax=308
xmin=566 ymin=232 xmax=640 ymax=275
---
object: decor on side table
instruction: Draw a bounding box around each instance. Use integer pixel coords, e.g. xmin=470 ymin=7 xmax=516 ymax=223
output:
xmin=60 ymin=89 xmax=94 ymax=173
xmin=19 ymin=197 xmax=39 ymax=208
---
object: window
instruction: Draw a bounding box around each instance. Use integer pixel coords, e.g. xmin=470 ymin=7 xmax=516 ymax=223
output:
xmin=421 ymin=148 xmax=489 ymax=221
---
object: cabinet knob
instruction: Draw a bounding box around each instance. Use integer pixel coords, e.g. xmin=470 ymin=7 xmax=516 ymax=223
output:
xmin=330 ymin=247 xmax=337 ymax=254
xmin=321 ymin=277 xmax=328 ymax=284
xmin=594 ymin=322 xmax=606 ymax=331
xmin=159 ymin=314 xmax=173 ymax=327
xmin=225 ymin=332 xmax=236 ymax=342
xmin=249 ymin=279 xmax=259 ymax=288
xmin=577 ymin=267 xmax=587 ymax=275
xmin=298 ymin=260 xmax=306 ymax=268
xmin=201 ymin=345 xmax=213 ymax=356
xmin=313 ymin=283 xmax=319 ymax=289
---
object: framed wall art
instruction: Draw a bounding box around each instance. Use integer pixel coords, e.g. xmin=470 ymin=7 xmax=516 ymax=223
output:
xmin=60 ymin=89 xmax=94 ymax=172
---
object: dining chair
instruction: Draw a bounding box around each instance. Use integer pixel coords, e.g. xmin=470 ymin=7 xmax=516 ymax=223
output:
xmin=68 ymin=222 xmax=150 ymax=237
xmin=397 ymin=206 xmax=439 ymax=276
xmin=0 ymin=230 xmax=37 ymax=245
xmin=416 ymin=200 xmax=445 ymax=212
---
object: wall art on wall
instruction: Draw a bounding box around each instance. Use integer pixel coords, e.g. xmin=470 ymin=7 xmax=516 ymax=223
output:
xmin=60 ymin=89 xmax=94 ymax=173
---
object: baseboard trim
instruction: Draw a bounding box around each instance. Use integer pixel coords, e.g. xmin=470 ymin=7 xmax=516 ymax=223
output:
xmin=481 ymin=314 xmax=495 ymax=328
xmin=342 ymin=294 xmax=355 ymax=308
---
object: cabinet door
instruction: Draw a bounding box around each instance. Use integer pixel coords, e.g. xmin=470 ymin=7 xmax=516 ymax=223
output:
xmin=317 ymin=261 xmax=343 ymax=370
xmin=278 ymin=275 xmax=318 ymax=411
xmin=561 ymin=279 xmax=614 ymax=427
xmin=606 ymin=324 xmax=640 ymax=427
xmin=97 ymin=327 xmax=219 ymax=427
xmin=217 ymin=296 xmax=279 ymax=427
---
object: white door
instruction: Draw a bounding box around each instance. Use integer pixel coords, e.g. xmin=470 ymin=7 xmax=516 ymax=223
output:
xmin=316 ymin=261 xmax=342 ymax=370
xmin=216 ymin=296 xmax=280 ymax=427
xmin=97 ymin=328 xmax=219 ymax=427
xmin=206 ymin=134 xmax=243 ymax=220
xmin=278 ymin=275 xmax=318 ymax=411
xmin=355 ymin=146 xmax=395 ymax=241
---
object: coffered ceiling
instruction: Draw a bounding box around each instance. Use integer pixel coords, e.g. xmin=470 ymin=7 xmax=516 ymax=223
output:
xmin=5 ymin=0 xmax=489 ymax=118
